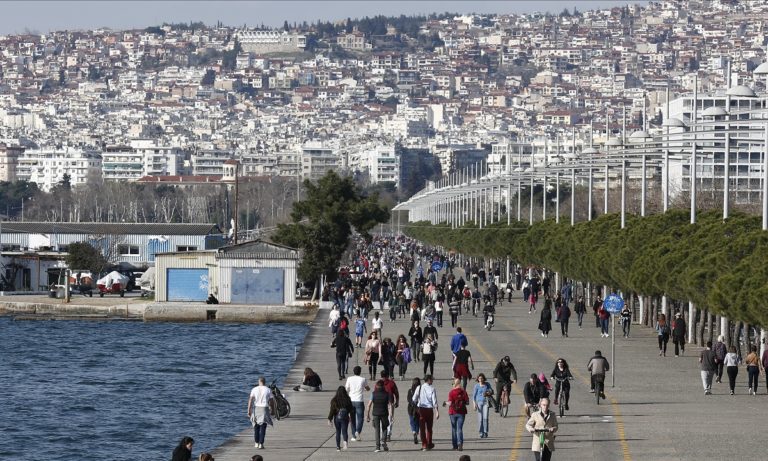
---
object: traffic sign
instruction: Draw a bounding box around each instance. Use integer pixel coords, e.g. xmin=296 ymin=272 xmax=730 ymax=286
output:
xmin=431 ymin=261 xmax=443 ymax=273
xmin=603 ymin=294 xmax=624 ymax=314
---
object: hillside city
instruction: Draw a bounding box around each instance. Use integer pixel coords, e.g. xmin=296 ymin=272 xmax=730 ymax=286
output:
xmin=1 ymin=0 xmax=768 ymax=223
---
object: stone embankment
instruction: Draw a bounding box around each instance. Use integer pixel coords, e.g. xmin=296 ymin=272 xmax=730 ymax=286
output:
xmin=0 ymin=296 xmax=317 ymax=323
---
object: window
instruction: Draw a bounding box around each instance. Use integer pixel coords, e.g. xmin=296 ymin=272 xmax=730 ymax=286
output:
xmin=176 ymin=246 xmax=197 ymax=252
xmin=118 ymin=245 xmax=140 ymax=256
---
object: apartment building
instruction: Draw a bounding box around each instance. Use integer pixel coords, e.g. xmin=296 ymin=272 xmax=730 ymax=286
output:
xmin=16 ymin=147 xmax=102 ymax=191
xmin=301 ymin=143 xmax=341 ymax=180
xmin=0 ymin=144 xmax=23 ymax=181
xmin=667 ymin=89 xmax=766 ymax=202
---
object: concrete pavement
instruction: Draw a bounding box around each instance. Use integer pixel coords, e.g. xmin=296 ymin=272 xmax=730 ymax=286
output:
xmin=211 ymin=295 xmax=761 ymax=461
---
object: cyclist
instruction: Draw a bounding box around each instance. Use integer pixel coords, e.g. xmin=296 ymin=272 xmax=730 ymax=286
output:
xmin=523 ymin=373 xmax=546 ymax=416
xmin=492 ymin=356 xmax=517 ymax=413
xmin=587 ymin=350 xmax=609 ymax=400
xmin=482 ymin=296 xmax=496 ymax=329
xmin=550 ymin=358 xmax=573 ymax=411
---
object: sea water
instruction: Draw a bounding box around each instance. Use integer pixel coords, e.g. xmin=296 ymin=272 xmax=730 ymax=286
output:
xmin=0 ymin=317 xmax=307 ymax=460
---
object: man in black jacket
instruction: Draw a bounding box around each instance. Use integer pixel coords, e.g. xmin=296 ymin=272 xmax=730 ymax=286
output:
xmin=492 ymin=356 xmax=517 ymax=412
xmin=523 ymin=373 xmax=546 ymax=416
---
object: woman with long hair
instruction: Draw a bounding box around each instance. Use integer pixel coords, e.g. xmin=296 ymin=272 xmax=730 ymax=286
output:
xmin=327 ymin=386 xmax=355 ymax=451
xmin=472 ymin=373 xmax=493 ymax=438
xmin=550 ymin=358 xmax=573 ymax=410
xmin=656 ymin=314 xmax=670 ymax=356
xmin=395 ymin=335 xmax=411 ymax=380
xmin=365 ymin=331 xmax=382 ymax=380
xmin=295 ymin=367 xmax=322 ymax=392
xmin=171 ymin=436 xmax=194 ymax=461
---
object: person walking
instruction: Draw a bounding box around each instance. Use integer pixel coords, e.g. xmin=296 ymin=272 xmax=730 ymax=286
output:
xmin=331 ymin=331 xmax=355 ymax=380
xmin=713 ymin=335 xmax=727 ymax=383
xmin=525 ymin=398 xmax=559 ymax=461
xmin=445 ymin=377 xmax=469 ymax=451
xmin=699 ymin=341 xmax=716 ymax=395
xmin=395 ymin=335 xmax=412 ymax=381
xmin=452 ymin=344 xmax=474 ymax=390
xmin=381 ymin=337 xmax=396 ymax=379
xmin=422 ymin=333 xmax=437 ymax=377
xmin=449 ymin=296 xmax=461 ymax=327
xmin=327 ymin=386 xmax=354 ymax=451
xmin=364 ymin=331 xmax=382 ymax=380
xmin=559 ymin=302 xmax=571 ymax=337
xmin=574 ymin=296 xmax=586 ymax=329
xmin=592 ymin=295 xmax=603 ymax=328
xmin=406 ymin=378 xmax=422 ymax=445
xmin=529 ymin=291 xmax=537 ymax=314
xmin=345 ymin=366 xmax=370 ymax=441
xmin=598 ymin=302 xmax=610 ymax=337
xmin=435 ymin=299 xmax=444 ymax=327
xmin=472 ymin=373 xmax=493 ymax=438
xmin=412 ymin=374 xmax=439 ymax=451
xmin=745 ymin=344 xmax=760 ymax=396
xmin=450 ymin=327 xmax=468 ymax=354
xmin=724 ymin=345 xmax=739 ymax=395
xmin=492 ymin=356 xmax=517 ymax=413
xmin=655 ymin=314 xmax=670 ymax=356
xmin=408 ymin=321 xmax=423 ymax=362
xmin=247 ymin=377 xmax=274 ymax=450
xmin=672 ymin=312 xmax=686 ymax=357
xmin=424 ymin=318 xmax=439 ymax=341
xmin=762 ymin=345 xmax=768 ymax=394
xmin=379 ymin=370 xmax=400 ymax=441
xmin=538 ymin=302 xmax=552 ymax=338
xmin=354 ymin=315 xmax=367 ymax=348
xmin=366 ymin=380 xmax=393 ymax=452
xmin=372 ymin=311 xmax=383 ymax=338
xmin=620 ymin=304 xmax=632 ymax=338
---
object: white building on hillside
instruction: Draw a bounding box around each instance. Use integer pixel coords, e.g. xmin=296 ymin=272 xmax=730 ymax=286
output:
xmin=16 ymin=148 xmax=102 ymax=191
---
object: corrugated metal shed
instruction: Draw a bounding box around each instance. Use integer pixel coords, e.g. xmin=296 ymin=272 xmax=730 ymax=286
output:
xmin=154 ymin=240 xmax=300 ymax=305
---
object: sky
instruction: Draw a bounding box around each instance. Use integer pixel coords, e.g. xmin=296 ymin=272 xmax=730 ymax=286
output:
xmin=0 ymin=1 xmax=645 ymax=35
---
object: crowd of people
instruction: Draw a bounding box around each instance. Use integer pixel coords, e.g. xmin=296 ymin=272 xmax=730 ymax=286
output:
xmin=173 ymin=233 xmax=768 ymax=461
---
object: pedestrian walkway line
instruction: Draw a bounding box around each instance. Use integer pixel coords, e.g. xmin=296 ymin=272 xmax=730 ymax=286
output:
xmin=462 ymin=329 xmax=526 ymax=461
xmin=501 ymin=318 xmax=633 ymax=461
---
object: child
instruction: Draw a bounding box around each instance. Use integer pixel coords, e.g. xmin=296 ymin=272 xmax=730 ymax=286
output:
xmin=354 ymin=315 xmax=367 ymax=348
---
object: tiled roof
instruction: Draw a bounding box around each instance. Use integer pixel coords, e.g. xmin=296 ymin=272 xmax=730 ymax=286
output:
xmin=0 ymin=222 xmax=220 ymax=235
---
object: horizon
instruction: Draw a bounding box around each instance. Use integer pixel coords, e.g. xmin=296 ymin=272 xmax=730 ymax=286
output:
xmin=0 ymin=1 xmax=646 ymax=35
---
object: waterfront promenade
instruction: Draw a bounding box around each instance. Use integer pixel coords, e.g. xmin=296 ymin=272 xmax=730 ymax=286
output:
xmin=212 ymin=296 xmax=762 ymax=461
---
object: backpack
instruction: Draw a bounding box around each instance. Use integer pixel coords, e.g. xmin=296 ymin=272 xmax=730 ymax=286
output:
xmin=451 ymin=391 xmax=467 ymax=413
xmin=402 ymin=347 xmax=412 ymax=363
xmin=662 ymin=323 xmax=670 ymax=335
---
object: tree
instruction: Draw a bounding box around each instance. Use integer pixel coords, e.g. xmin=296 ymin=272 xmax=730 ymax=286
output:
xmin=272 ymin=171 xmax=389 ymax=284
xmin=65 ymin=241 xmax=109 ymax=276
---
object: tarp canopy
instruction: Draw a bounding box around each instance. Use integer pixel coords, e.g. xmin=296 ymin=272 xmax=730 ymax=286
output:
xmin=97 ymin=271 xmax=129 ymax=288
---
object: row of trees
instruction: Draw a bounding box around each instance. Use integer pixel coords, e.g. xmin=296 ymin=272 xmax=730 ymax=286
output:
xmin=405 ymin=210 xmax=768 ymax=328
xmin=2 ymin=177 xmax=299 ymax=230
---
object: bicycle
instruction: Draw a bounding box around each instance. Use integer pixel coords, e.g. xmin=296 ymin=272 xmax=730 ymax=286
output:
xmin=268 ymin=380 xmax=291 ymax=420
xmin=553 ymin=376 xmax=572 ymax=417
xmin=592 ymin=374 xmax=605 ymax=405
xmin=498 ymin=382 xmax=511 ymax=417
xmin=524 ymin=402 xmax=539 ymax=418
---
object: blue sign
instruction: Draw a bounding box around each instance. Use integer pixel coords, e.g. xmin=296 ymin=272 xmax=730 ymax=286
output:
xmin=603 ymin=294 xmax=625 ymax=315
xmin=431 ymin=261 xmax=443 ymax=273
